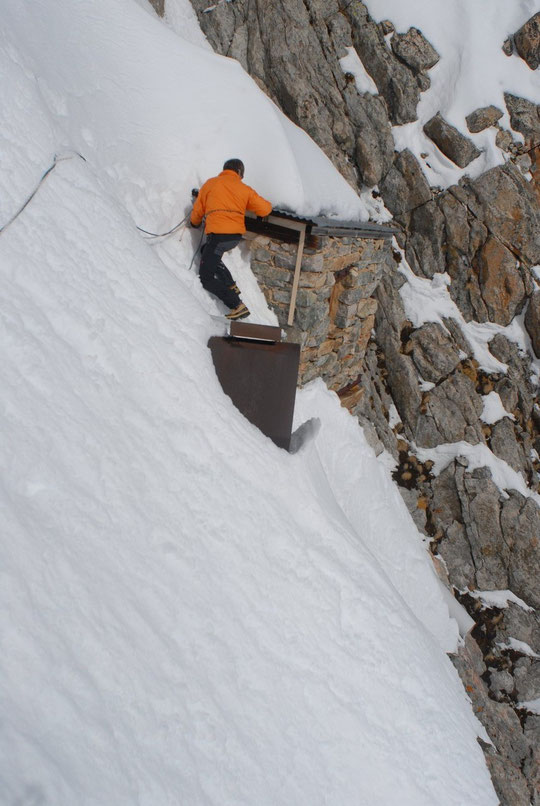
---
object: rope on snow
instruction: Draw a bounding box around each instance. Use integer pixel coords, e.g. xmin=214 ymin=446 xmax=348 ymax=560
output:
xmin=0 ymin=151 xmax=86 ymax=236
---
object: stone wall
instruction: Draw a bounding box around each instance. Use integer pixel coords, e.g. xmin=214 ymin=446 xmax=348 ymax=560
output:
xmin=248 ymin=234 xmax=391 ymax=405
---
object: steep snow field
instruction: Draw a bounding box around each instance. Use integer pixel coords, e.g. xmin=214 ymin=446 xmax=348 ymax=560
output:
xmin=1 ymin=1 xmax=498 ymax=803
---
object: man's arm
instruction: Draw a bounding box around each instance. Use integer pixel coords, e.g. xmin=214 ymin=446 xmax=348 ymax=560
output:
xmin=190 ymin=184 xmax=207 ymax=227
xmin=246 ymin=187 xmax=272 ymax=218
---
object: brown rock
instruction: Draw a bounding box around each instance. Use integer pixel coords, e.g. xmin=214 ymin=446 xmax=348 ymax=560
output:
xmin=514 ymin=12 xmax=540 ymax=71
xmin=466 ymin=105 xmax=504 ymax=133
xmin=525 ymin=290 xmax=540 ymax=358
xmin=475 ymin=237 xmax=527 ymax=325
xmin=379 ymin=19 xmax=395 ymax=36
xmin=390 ymin=27 xmax=440 ymax=73
xmin=459 ymin=164 xmax=540 ymax=267
xmin=149 ymin=0 xmax=164 ymax=15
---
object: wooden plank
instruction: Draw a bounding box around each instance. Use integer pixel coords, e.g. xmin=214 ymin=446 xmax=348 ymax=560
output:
xmin=267 ymin=215 xmax=307 ymax=232
xmin=287 ymin=224 xmax=306 ymax=327
xmin=244 ymin=217 xmax=300 ymax=243
xmin=229 ymin=321 xmax=281 ymax=342
xmin=311 ymin=226 xmax=397 ymax=239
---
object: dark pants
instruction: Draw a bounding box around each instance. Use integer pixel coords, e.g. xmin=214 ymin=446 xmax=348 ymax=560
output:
xmin=199 ymin=233 xmax=242 ymax=309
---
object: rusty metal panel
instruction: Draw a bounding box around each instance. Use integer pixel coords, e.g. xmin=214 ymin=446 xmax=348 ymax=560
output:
xmin=208 ymin=336 xmax=300 ymax=451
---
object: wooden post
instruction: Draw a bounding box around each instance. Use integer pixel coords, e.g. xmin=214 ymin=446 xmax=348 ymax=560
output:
xmin=287 ymin=223 xmax=306 ymax=326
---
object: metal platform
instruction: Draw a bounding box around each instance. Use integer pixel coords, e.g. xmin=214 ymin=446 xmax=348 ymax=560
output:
xmin=208 ymin=323 xmax=300 ymax=451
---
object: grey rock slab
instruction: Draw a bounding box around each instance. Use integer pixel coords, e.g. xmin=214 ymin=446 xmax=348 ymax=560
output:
xmin=409 ymin=321 xmax=462 ymax=383
xmin=405 ymin=200 xmax=446 ymax=278
xmin=423 ymin=113 xmax=482 ymax=168
xmin=525 ymin=714 xmax=540 ymax=744
xmin=495 ymin=128 xmax=515 ymax=152
xmin=490 ymin=418 xmax=528 ymax=475
xmin=502 ymin=37 xmax=514 ymax=57
xmin=502 ymin=604 xmax=540 ymax=653
xmin=451 ymin=636 xmax=531 ymax=801
xmin=379 ymin=149 xmax=432 ymax=218
xmin=458 ymin=470 xmax=510 ymax=590
xmin=390 ymin=27 xmax=440 ymax=73
xmin=485 ymin=751 xmax=533 ymax=806
xmin=514 ymin=659 xmax=540 ymax=702
xmin=483 ymin=700 xmax=529 ymax=767
xmin=494 ymin=377 xmax=519 ymax=415
xmin=442 ymin=317 xmax=474 ymax=357
xmin=430 ymin=463 xmax=477 ymax=590
xmin=489 ymin=669 xmax=515 ymax=698
xmin=345 ymin=86 xmax=396 ymax=186
xmin=416 ymin=73 xmax=431 ymax=92
xmin=377 ymin=338 xmax=422 ymax=440
xmin=466 ymin=105 xmax=504 ymax=133
xmin=525 ymin=290 xmax=540 ymax=358
xmin=488 ymin=334 xmax=535 ymax=423
xmin=505 ymin=93 xmax=540 ymax=149
xmin=398 ymin=487 xmax=428 ymax=532
xmin=415 ymin=371 xmax=484 ymax=448
xmin=501 ymin=493 xmax=540 ymax=610
xmin=441 ymin=520 xmax=477 ymax=590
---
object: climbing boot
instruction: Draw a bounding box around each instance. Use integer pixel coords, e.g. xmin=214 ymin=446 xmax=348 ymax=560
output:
xmin=226 ymin=302 xmax=250 ymax=320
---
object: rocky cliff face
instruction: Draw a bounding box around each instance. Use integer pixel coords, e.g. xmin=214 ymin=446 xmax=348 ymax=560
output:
xmin=185 ymin=1 xmax=540 ymax=801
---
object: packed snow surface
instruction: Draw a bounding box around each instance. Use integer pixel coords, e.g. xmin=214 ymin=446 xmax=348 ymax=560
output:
xmin=1 ymin=1 xmax=499 ymax=804
xmin=365 ymin=0 xmax=540 ymax=187
xmin=481 ymin=391 xmax=515 ymax=425
xmin=469 ymin=590 xmax=534 ymax=613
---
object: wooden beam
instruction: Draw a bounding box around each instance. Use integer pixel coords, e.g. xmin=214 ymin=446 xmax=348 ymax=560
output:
xmin=287 ymin=223 xmax=307 ymax=327
xmin=311 ymin=226 xmax=395 ymax=239
xmin=229 ymin=321 xmax=281 ymax=342
xmin=245 ymin=217 xmax=300 ymax=244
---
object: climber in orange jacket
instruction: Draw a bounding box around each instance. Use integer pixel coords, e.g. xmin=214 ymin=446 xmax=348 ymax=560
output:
xmin=190 ymin=158 xmax=272 ymax=320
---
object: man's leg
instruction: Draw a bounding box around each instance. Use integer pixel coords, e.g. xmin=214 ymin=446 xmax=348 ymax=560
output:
xmin=199 ymin=234 xmax=242 ymax=308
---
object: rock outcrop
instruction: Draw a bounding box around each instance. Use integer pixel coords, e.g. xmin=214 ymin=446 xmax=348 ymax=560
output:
xmin=184 ymin=1 xmax=540 ymax=800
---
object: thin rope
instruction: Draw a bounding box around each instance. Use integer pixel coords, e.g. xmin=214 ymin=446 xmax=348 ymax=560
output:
xmin=0 ymin=152 xmax=86 ymax=236
xmin=188 ymin=227 xmax=206 ymax=271
xmin=136 ymin=211 xmax=191 ymax=239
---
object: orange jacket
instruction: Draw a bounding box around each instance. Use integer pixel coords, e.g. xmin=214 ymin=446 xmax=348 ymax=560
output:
xmin=191 ymin=170 xmax=272 ymax=234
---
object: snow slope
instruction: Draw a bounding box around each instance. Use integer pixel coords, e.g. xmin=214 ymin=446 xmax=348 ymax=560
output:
xmin=1 ymin=1 xmax=497 ymax=803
